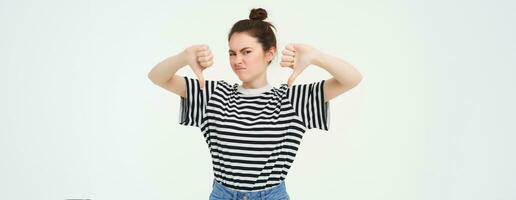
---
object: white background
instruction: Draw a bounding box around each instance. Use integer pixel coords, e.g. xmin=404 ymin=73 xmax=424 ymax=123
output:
xmin=1 ymin=0 xmax=515 ymax=199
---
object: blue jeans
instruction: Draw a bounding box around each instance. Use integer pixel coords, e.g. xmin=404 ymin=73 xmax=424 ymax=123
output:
xmin=209 ymin=179 xmax=290 ymax=200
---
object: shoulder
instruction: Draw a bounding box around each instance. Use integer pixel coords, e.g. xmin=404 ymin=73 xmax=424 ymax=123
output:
xmin=271 ymin=83 xmax=290 ymax=98
xmin=207 ymin=80 xmax=238 ymax=97
xmin=282 ymin=80 xmax=326 ymax=98
xmin=216 ymin=80 xmax=237 ymax=90
xmin=286 ymin=80 xmax=326 ymax=91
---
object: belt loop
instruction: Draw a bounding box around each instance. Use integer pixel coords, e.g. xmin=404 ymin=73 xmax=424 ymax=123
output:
xmin=232 ymin=189 xmax=237 ymax=200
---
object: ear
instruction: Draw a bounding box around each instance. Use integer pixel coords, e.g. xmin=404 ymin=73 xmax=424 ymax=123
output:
xmin=265 ymin=47 xmax=276 ymax=62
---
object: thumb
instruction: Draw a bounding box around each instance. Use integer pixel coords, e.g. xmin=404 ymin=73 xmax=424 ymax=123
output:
xmin=288 ymin=69 xmax=300 ymax=88
xmin=193 ymin=67 xmax=205 ymax=90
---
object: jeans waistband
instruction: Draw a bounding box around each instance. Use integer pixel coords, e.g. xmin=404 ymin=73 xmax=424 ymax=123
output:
xmin=211 ymin=179 xmax=289 ymax=200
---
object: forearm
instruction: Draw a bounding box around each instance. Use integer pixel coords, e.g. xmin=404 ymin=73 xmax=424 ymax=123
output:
xmin=313 ymin=51 xmax=363 ymax=85
xmin=147 ymin=50 xmax=188 ymax=84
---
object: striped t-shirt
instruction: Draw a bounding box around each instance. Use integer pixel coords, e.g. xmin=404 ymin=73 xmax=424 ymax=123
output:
xmin=178 ymin=76 xmax=330 ymax=192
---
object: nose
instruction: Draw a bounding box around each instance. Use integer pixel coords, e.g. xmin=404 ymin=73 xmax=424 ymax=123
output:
xmin=234 ymin=54 xmax=243 ymax=64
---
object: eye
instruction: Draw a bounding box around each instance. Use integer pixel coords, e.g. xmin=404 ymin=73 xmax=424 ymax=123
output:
xmin=229 ymin=53 xmax=235 ymax=56
xmin=243 ymin=50 xmax=251 ymax=55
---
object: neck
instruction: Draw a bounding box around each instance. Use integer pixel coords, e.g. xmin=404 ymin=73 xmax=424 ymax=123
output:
xmin=242 ymin=74 xmax=268 ymax=89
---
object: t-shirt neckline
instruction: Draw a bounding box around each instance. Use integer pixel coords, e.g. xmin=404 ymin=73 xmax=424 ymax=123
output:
xmin=236 ymin=83 xmax=273 ymax=96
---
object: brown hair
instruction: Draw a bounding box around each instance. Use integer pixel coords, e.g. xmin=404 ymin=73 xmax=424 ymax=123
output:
xmin=228 ymin=8 xmax=277 ymax=65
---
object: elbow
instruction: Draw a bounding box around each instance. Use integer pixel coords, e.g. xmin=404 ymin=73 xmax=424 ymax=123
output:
xmin=147 ymin=71 xmax=156 ymax=83
xmin=147 ymin=70 xmax=161 ymax=85
xmin=351 ymin=72 xmax=363 ymax=87
xmin=356 ymin=73 xmax=363 ymax=85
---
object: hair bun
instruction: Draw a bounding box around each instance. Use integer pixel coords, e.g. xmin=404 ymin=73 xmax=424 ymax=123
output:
xmin=249 ymin=8 xmax=267 ymax=21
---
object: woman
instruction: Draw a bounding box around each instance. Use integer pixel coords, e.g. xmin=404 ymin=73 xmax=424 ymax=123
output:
xmin=148 ymin=8 xmax=362 ymax=200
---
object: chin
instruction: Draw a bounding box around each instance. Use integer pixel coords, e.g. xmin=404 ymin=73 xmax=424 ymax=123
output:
xmin=234 ymin=73 xmax=248 ymax=82
xmin=236 ymin=76 xmax=248 ymax=82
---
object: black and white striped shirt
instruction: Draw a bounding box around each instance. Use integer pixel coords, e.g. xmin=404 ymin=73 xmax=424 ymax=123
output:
xmin=179 ymin=76 xmax=330 ymax=192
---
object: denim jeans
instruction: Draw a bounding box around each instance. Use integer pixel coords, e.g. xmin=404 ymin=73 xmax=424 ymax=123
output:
xmin=209 ymin=179 xmax=290 ymax=200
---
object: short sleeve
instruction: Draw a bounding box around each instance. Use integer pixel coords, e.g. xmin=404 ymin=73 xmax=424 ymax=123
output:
xmin=178 ymin=76 xmax=219 ymax=127
xmin=286 ymin=80 xmax=330 ymax=131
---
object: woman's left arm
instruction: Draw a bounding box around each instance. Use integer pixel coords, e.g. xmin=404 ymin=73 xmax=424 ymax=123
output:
xmin=280 ymin=43 xmax=363 ymax=102
xmin=312 ymin=50 xmax=363 ymax=102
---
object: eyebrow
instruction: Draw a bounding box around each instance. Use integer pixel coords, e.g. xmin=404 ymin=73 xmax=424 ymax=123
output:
xmin=228 ymin=47 xmax=253 ymax=53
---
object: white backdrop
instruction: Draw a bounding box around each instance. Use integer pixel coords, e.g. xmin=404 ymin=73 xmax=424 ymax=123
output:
xmin=1 ymin=0 xmax=515 ymax=199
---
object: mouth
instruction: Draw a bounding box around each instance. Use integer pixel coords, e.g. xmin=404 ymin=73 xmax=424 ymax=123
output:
xmin=234 ymin=67 xmax=246 ymax=72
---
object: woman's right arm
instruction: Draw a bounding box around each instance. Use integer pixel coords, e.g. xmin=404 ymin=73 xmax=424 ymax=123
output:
xmin=148 ymin=50 xmax=188 ymax=97
xmin=147 ymin=45 xmax=213 ymax=98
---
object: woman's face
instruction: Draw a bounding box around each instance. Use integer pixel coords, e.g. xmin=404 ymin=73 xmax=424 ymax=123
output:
xmin=228 ymin=32 xmax=275 ymax=82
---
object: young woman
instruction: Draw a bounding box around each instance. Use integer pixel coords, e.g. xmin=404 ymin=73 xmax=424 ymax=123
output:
xmin=148 ymin=8 xmax=362 ymax=200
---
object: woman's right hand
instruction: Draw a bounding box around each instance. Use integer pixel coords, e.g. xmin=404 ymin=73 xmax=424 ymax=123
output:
xmin=183 ymin=44 xmax=214 ymax=89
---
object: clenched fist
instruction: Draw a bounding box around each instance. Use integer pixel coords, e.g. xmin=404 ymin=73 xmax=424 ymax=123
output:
xmin=183 ymin=44 xmax=214 ymax=89
xmin=280 ymin=43 xmax=320 ymax=88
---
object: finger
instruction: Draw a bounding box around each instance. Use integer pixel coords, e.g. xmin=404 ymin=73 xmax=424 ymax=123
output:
xmin=282 ymin=49 xmax=295 ymax=57
xmin=195 ymin=46 xmax=209 ymax=56
xmin=281 ymin=55 xmax=294 ymax=62
xmin=280 ymin=61 xmax=293 ymax=68
xmin=285 ymin=43 xmax=296 ymax=52
xmin=196 ymin=48 xmax=211 ymax=57
xmin=197 ymin=44 xmax=209 ymax=51
xmin=203 ymin=54 xmax=214 ymax=68
xmin=200 ymin=60 xmax=213 ymax=68
xmin=198 ymin=53 xmax=213 ymax=63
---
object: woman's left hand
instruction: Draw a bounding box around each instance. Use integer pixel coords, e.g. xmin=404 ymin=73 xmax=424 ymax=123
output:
xmin=280 ymin=43 xmax=321 ymax=87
